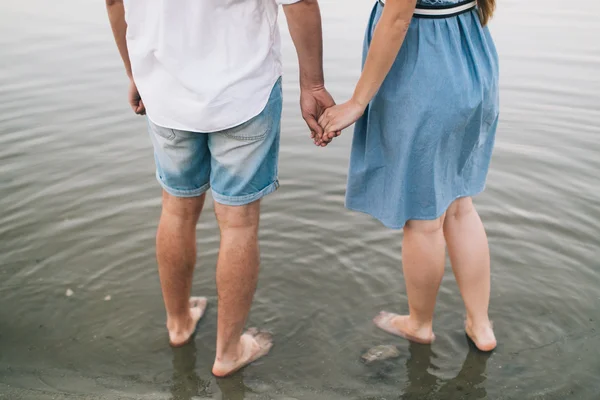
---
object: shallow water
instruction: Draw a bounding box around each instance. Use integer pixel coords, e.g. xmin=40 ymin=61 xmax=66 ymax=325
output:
xmin=1 ymin=0 xmax=599 ymax=399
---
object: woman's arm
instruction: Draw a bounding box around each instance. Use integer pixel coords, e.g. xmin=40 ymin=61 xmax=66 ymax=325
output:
xmin=352 ymin=0 xmax=417 ymax=109
xmin=317 ymin=0 xmax=416 ymax=145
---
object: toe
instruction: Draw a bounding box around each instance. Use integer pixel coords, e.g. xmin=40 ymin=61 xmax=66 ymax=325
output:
xmin=254 ymin=331 xmax=273 ymax=348
xmin=189 ymin=297 xmax=208 ymax=320
xmin=190 ymin=296 xmax=208 ymax=309
xmin=246 ymin=327 xmax=259 ymax=337
xmin=373 ymin=311 xmax=394 ymax=325
xmin=249 ymin=332 xmax=273 ymax=360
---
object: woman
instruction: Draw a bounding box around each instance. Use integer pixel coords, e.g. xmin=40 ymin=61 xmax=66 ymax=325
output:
xmin=318 ymin=0 xmax=499 ymax=351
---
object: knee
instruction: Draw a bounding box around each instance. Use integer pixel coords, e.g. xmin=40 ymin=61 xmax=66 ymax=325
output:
xmin=447 ymin=197 xmax=474 ymax=219
xmin=162 ymin=191 xmax=206 ymax=220
xmin=214 ymin=200 xmax=260 ymax=231
xmin=405 ymin=216 xmax=445 ymax=235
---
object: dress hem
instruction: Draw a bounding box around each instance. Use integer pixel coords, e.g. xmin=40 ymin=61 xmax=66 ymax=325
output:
xmin=345 ymin=187 xmax=486 ymax=230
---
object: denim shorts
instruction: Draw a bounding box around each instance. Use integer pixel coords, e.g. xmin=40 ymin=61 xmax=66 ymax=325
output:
xmin=148 ymin=79 xmax=282 ymax=206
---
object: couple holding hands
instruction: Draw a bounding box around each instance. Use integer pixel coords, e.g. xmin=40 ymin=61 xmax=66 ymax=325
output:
xmin=107 ymin=0 xmax=498 ymax=377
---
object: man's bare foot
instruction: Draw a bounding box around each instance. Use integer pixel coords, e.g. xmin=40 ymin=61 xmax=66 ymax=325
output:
xmin=373 ymin=311 xmax=435 ymax=344
xmin=168 ymin=297 xmax=208 ymax=347
xmin=212 ymin=328 xmax=273 ymax=378
xmin=465 ymin=319 xmax=496 ymax=352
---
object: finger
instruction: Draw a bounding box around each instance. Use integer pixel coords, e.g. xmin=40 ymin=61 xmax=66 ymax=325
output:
xmin=313 ymin=133 xmax=323 ymax=146
xmin=320 ymin=134 xmax=332 ymax=145
xmin=317 ymin=111 xmax=328 ymax=128
xmin=311 ymin=130 xmax=321 ymax=145
xmin=305 ymin=115 xmax=323 ymax=137
xmin=315 ymin=134 xmax=325 ymax=145
xmin=324 ymin=118 xmax=344 ymax=139
xmin=318 ymin=107 xmax=333 ymax=126
xmin=137 ymin=100 xmax=146 ymax=115
xmin=327 ymin=130 xmax=339 ymax=141
xmin=323 ymin=121 xmax=336 ymax=138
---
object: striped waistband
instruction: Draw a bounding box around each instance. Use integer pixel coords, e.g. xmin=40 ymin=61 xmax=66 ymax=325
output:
xmin=378 ymin=0 xmax=477 ymax=18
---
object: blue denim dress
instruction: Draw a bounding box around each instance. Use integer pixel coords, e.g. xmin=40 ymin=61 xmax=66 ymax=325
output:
xmin=345 ymin=0 xmax=500 ymax=229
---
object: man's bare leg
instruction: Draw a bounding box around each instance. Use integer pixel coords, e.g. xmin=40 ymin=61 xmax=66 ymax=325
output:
xmin=211 ymin=200 xmax=272 ymax=377
xmin=157 ymin=191 xmax=208 ymax=347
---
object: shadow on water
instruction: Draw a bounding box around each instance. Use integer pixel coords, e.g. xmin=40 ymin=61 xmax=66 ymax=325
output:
xmin=402 ymin=342 xmax=492 ymax=400
xmin=169 ymin=342 xmax=210 ymax=400
xmin=216 ymin=375 xmax=247 ymax=400
xmin=169 ymin=342 xmax=247 ymax=400
xmin=1 ymin=0 xmax=600 ymax=398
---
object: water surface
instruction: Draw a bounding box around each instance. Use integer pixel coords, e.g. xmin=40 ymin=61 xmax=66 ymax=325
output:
xmin=1 ymin=0 xmax=599 ymax=399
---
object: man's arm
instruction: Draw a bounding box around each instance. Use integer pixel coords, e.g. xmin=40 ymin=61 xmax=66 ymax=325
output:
xmin=281 ymin=0 xmax=336 ymax=144
xmin=106 ymin=0 xmax=132 ymax=78
xmin=281 ymin=0 xmax=324 ymax=91
xmin=106 ymin=0 xmax=145 ymax=114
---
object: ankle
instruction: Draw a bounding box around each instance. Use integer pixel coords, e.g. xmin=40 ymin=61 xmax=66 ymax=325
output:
xmin=216 ymin=339 xmax=244 ymax=363
xmin=466 ymin=315 xmax=491 ymax=329
xmin=406 ymin=315 xmax=433 ymax=331
xmin=167 ymin=314 xmax=192 ymax=333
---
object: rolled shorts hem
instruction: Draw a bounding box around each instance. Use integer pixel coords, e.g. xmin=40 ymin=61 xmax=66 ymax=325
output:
xmin=156 ymin=172 xmax=211 ymax=198
xmin=211 ymin=180 xmax=280 ymax=206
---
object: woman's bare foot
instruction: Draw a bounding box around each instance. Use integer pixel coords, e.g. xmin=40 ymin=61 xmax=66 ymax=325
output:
xmin=168 ymin=297 xmax=208 ymax=347
xmin=212 ymin=328 xmax=273 ymax=378
xmin=373 ymin=311 xmax=435 ymax=344
xmin=465 ymin=319 xmax=496 ymax=352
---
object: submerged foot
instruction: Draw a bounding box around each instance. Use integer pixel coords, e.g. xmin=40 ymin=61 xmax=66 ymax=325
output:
xmin=465 ymin=319 xmax=496 ymax=352
xmin=212 ymin=328 xmax=273 ymax=378
xmin=373 ymin=311 xmax=435 ymax=344
xmin=168 ymin=297 xmax=208 ymax=347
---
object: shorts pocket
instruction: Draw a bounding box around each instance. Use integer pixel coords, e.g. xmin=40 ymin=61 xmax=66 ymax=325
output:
xmin=222 ymin=111 xmax=271 ymax=142
xmin=149 ymin=121 xmax=176 ymax=140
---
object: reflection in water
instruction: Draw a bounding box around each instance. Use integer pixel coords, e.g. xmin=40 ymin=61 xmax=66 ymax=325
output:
xmin=403 ymin=342 xmax=492 ymax=400
xmin=170 ymin=342 xmax=211 ymax=400
xmin=438 ymin=341 xmax=493 ymax=399
xmin=0 ymin=0 xmax=599 ymax=398
xmin=402 ymin=344 xmax=440 ymax=399
xmin=216 ymin=374 xmax=247 ymax=400
xmin=169 ymin=341 xmax=247 ymax=400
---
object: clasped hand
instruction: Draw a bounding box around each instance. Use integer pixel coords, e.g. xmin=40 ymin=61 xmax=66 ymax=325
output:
xmin=300 ymin=87 xmax=366 ymax=147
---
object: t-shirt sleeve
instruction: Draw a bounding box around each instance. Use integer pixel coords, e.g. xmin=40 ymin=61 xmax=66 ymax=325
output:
xmin=276 ymin=0 xmax=303 ymax=5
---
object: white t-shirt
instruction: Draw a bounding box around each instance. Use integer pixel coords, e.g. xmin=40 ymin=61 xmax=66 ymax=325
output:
xmin=123 ymin=0 xmax=300 ymax=132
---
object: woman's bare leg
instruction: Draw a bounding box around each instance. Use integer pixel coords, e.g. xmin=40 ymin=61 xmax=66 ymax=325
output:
xmin=444 ymin=197 xmax=496 ymax=351
xmin=374 ymin=216 xmax=446 ymax=343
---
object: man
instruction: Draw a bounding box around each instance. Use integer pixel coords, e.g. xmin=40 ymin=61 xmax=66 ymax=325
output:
xmin=105 ymin=0 xmax=335 ymax=377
